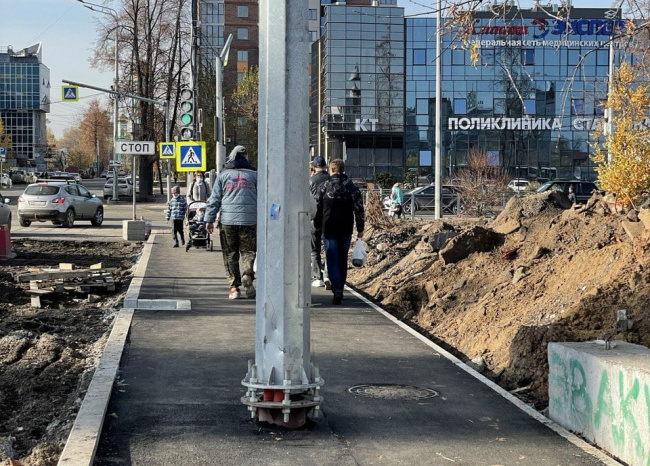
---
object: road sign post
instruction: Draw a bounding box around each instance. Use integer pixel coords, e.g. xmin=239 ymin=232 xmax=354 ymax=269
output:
xmin=62 ymin=85 xmax=79 ymax=102
xmin=176 ymin=141 xmax=206 ymax=172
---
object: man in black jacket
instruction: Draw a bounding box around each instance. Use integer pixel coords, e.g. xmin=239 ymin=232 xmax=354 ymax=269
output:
xmin=309 ymin=156 xmax=330 ymax=288
xmin=314 ymin=159 xmax=365 ymax=305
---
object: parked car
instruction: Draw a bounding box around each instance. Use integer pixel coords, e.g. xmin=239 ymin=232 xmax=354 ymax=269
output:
xmin=384 ymin=184 xmax=462 ymax=215
xmin=46 ymin=171 xmax=78 ymax=181
xmin=1 ymin=173 xmax=12 ymax=188
xmin=17 ymin=181 xmax=104 ymax=227
xmin=103 ymin=176 xmax=137 ymax=199
xmin=11 ymin=170 xmax=37 ymax=184
xmin=535 ymin=179 xmax=600 ymax=203
xmin=507 ymin=179 xmax=530 ymax=193
xmin=0 ymin=192 xmax=11 ymax=231
xmin=100 ymin=171 xmax=109 ymax=178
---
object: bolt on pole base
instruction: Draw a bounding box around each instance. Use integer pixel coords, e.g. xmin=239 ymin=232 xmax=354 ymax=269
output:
xmin=242 ymin=362 xmax=324 ymax=428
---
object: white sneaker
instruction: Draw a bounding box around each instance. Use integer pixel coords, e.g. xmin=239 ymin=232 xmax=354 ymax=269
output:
xmin=242 ymin=275 xmax=256 ymax=299
xmin=324 ymin=278 xmax=332 ymax=290
xmin=229 ymin=288 xmax=241 ymax=300
xmin=312 ymin=279 xmax=325 ymax=287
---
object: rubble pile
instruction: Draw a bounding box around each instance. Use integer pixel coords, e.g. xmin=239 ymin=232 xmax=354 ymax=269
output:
xmin=349 ymin=191 xmax=650 ymax=408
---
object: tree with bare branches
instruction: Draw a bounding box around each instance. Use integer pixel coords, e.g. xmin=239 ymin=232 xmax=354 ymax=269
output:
xmin=455 ymin=147 xmax=508 ymax=217
xmin=90 ymin=0 xmax=191 ymax=199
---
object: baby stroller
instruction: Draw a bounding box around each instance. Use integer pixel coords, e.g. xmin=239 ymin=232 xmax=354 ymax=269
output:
xmin=185 ymin=201 xmax=213 ymax=252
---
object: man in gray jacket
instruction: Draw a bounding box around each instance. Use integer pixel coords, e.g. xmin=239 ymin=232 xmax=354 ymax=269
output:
xmin=205 ymin=145 xmax=257 ymax=300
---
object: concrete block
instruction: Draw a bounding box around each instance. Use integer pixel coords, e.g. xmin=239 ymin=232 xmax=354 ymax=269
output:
xmin=548 ymin=341 xmax=650 ymax=466
xmin=122 ymin=220 xmax=146 ymax=241
xmin=621 ymin=220 xmax=645 ymax=240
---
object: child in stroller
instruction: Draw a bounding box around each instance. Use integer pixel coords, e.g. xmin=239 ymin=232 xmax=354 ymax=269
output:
xmin=185 ymin=201 xmax=213 ymax=251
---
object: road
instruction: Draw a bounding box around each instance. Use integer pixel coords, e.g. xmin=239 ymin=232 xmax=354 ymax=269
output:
xmin=1 ymin=178 xmax=171 ymax=241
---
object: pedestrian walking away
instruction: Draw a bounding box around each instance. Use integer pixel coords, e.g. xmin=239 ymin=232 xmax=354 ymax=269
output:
xmin=314 ymin=159 xmax=365 ymax=305
xmin=389 ymin=182 xmax=404 ymax=218
xmin=188 ymin=170 xmax=210 ymax=202
xmin=568 ymin=185 xmax=577 ymax=204
xmin=309 ymin=156 xmax=330 ymax=289
xmin=165 ymin=185 xmax=187 ymax=247
xmin=205 ymin=145 xmax=258 ymax=300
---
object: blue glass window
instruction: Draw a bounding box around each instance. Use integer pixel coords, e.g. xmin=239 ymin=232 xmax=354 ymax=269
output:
xmin=524 ymin=99 xmax=536 ymax=115
xmin=416 ymin=98 xmax=428 ymax=114
xmin=420 ymin=150 xmax=432 ymax=166
xmin=521 ymin=49 xmax=535 ymax=65
xmin=454 ymin=99 xmax=467 ymax=114
xmin=413 ymin=49 xmax=426 ymax=65
xmin=572 ymin=99 xmax=585 ymax=115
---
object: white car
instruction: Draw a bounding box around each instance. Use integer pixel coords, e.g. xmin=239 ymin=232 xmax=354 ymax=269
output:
xmin=1 ymin=173 xmax=12 ymax=188
xmin=103 ymin=176 xmax=139 ymax=199
xmin=507 ymin=179 xmax=529 ymax=193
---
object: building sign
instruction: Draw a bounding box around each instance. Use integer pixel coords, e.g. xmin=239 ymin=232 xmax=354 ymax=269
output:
xmin=355 ymin=118 xmax=379 ymax=131
xmin=573 ymin=118 xmax=650 ymax=131
xmin=448 ymin=117 xmax=650 ymax=131
xmin=471 ymin=18 xmax=625 ymax=37
xmin=449 ymin=117 xmax=563 ymax=131
xmin=469 ymin=17 xmax=627 ymax=47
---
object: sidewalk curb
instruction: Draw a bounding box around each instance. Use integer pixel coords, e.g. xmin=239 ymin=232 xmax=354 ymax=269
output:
xmin=345 ymin=285 xmax=623 ymax=466
xmin=56 ymin=234 xmax=156 ymax=466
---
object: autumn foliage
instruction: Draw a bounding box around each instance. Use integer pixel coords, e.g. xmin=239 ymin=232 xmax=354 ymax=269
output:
xmin=592 ymin=62 xmax=650 ymax=208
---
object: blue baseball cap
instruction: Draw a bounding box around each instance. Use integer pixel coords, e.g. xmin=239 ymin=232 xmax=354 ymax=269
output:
xmin=312 ymin=156 xmax=326 ymax=167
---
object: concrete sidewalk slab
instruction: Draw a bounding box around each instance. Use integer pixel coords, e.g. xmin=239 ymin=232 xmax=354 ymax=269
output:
xmin=92 ymin=231 xmax=620 ymax=465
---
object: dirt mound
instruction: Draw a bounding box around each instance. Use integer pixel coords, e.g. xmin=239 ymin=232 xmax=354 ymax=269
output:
xmin=0 ymin=240 xmax=142 ymax=465
xmin=350 ymin=193 xmax=650 ymax=409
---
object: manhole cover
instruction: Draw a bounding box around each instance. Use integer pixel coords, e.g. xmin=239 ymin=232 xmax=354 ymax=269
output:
xmin=348 ymin=384 xmax=438 ymax=400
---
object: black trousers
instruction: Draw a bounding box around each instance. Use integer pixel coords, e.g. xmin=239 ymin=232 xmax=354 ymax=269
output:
xmin=172 ymin=219 xmax=185 ymax=243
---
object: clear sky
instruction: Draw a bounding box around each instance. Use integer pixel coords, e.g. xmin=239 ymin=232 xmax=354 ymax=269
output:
xmin=1 ymin=0 xmax=615 ymax=139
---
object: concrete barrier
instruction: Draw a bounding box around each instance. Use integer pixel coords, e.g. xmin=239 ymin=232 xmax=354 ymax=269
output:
xmin=548 ymin=341 xmax=650 ymax=466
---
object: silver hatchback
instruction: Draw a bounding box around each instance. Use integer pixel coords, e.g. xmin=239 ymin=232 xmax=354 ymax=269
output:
xmin=18 ymin=181 xmax=104 ymax=227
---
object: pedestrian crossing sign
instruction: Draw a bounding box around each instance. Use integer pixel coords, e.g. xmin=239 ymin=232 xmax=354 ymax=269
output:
xmin=159 ymin=142 xmax=175 ymax=159
xmin=62 ymin=85 xmax=79 ymax=102
xmin=176 ymin=141 xmax=206 ymax=172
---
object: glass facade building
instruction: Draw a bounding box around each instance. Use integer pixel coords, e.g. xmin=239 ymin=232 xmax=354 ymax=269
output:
xmin=406 ymin=8 xmax=624 ymax=182
xmin=312 ymin=5 xmax=623 ymax=183
xmin=0 ymin=44 xmax=50 ymax=168
xmin=311 ymin=4 xmax=405 ymax=179
xmin=200 ymin=0 xmax=225 ymax=66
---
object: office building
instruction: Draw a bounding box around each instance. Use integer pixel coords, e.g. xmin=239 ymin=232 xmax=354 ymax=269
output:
xmin=311 ymin=3 xmax=406 ymax=179
xmin=405 ymin=7 xmax=624 ymax=181
xmin=312 ymin=3 xmax=622 ymax=182
xmin=0 ymin=44 xmax=50 ymax=169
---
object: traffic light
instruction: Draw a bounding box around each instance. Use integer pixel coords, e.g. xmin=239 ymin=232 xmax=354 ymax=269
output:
xmin=179 ymin=87 xmax=195 ymax=140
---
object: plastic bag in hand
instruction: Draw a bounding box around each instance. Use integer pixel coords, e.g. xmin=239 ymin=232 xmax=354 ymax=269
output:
xmin=351 ymin=239 xmax=367 ymax=267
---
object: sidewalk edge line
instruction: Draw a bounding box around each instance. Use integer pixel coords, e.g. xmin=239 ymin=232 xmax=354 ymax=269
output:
xmin=57 ymin=234 xmax=156 ymax=466
xmin=345 ymin=285 xmax=623 ymax=466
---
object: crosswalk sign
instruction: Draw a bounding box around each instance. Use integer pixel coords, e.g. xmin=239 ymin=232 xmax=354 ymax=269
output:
xmin=176 ymin=141 xmax=206 ymax=172
xmin=159 ymin=142 xmax=175 ymax=159
xmin=62 ymin=85 xmax=79 ymax=102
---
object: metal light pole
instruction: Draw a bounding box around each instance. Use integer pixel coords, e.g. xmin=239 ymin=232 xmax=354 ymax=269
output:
xmin=241 ymin=0 xmax=323 ymax=428
xmin=434 ymin=0 xmax=443 ymax=219
xmin=77 ymin=0 xmax=120 ymax=202
xmin=215 ymin=35 xmax=233 ymax=173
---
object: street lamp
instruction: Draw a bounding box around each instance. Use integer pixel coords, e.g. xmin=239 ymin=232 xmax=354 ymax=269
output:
xmin=215 ymin=34 xmax=233 ymax=173
xmin=434 ymin=0 xmax=442 ymax=219
xmin=76 ymin=0 xmax=121 ymax=202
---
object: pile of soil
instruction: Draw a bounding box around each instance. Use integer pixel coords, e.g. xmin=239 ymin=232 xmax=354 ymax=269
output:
xmin=350 ymin=191 xmax=650 ymax=409
xmin=0 ymin=240 xmax=142 ymax=466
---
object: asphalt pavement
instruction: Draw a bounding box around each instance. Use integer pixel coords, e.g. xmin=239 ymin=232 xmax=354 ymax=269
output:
xmin=6 ymin=179 xmax=618 ymax=465
xmin=97 ymin=235 xmax=614 ymax=464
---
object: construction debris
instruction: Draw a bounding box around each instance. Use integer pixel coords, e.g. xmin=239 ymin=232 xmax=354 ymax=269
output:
xmin=13 ymin=263 xmax=118 ymax=308
xmin=351 ymin=191 xmax=650 ymax=409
